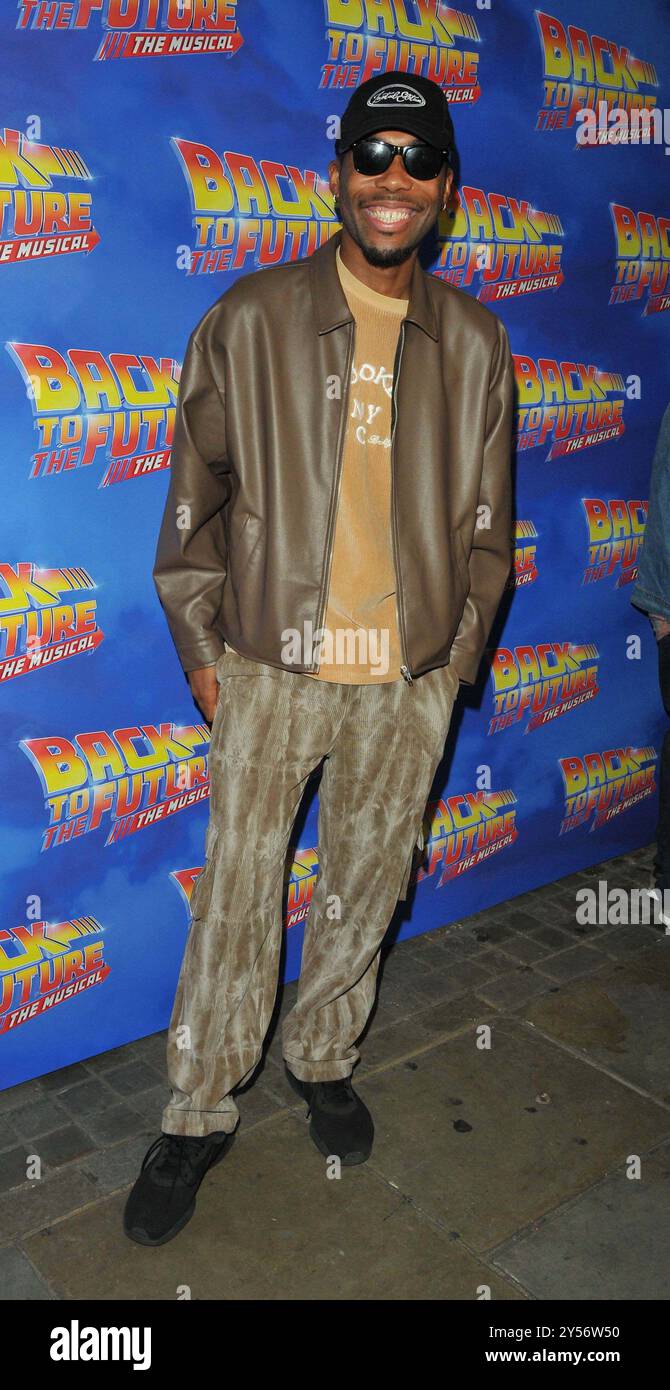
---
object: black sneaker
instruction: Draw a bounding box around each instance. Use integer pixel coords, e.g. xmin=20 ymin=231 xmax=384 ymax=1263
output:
xmin=123 ymin=1128 xmax=236 ymax=1246
xmin=284 ymin=1063 xmax=373 ymax=1165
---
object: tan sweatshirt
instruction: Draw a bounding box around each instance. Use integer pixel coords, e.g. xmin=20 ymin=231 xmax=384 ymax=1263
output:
xmin=304 ymin=245 xmax=408 ymax=683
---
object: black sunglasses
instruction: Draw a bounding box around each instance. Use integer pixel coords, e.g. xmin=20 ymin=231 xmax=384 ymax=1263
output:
xmin=350 ymin=136 xmax=450 ymax=181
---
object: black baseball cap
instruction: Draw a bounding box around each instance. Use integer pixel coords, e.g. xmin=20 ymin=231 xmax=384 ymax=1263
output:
xmin=335 ymin=70 xmax=455 ymax=163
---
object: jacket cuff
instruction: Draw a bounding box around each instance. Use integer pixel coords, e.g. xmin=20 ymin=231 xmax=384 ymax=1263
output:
xmin=179 ymin=637 xmax=227 ymax=674
xmin=650 ymin=613 xmax=670 ymax=640
xmin=448 ymin=646 xmax=480 ymax=685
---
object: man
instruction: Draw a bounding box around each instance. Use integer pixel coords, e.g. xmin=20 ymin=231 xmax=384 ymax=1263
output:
xmin=124 ymin=71 xmax=514 ymax=1246
xmin=630 ymin=401 xmax=670 ymax=930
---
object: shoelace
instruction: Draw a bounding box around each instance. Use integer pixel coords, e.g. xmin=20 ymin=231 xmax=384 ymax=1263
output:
xmin=314 ymin=1078 xmax=356 ymax=1108
xmin=142 ymin=1132 xmax=215 ymax=1187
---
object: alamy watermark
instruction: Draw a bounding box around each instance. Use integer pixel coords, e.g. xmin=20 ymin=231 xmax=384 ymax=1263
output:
xmin=576 ymin=103 xmax=670 ymax=154
xmin=280 ymin=622 xmax=390 ymax=674
xmin=576 ymin=879 xmax=670 ymax=930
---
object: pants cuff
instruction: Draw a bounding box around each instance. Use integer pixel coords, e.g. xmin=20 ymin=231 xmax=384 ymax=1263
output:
xmin=161 ymin=1107 xmax=239 ymax=1138
xmin=283 ymin=1055 xmax=354 ymax=1082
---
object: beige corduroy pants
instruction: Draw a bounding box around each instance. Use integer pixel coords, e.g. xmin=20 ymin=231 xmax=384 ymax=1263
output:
xmin=162 ymin=646 xmax=459 ymax=1137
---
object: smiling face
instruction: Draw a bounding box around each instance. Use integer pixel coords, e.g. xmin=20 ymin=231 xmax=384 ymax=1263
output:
xmin=329 ymin=128 xmax=453 ymax=268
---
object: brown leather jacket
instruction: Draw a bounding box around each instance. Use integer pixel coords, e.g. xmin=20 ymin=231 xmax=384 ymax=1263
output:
xmin=153 ymin=226 xmax=514 ymax=686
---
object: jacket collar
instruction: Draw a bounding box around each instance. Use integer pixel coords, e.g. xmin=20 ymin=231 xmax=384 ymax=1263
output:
xmin=308 ymin=226 xmax=439 ymax=341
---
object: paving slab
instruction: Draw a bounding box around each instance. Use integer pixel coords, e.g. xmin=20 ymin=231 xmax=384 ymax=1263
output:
xmin=523 ymin=943 xmax=670 ymax=1104
xmin=0 ymin=1165 xmax=101 ymax=1246
xmin=490 ymin=1138 xmax=670 ymax=1300
xmin=0 ymin=1244 xmax=54 ymax=1300
xmin=353 ymin=1017 xmax=670 ymax=1254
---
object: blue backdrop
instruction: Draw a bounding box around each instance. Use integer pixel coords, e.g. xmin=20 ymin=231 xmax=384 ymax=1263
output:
xmin=2 ymin=0 xmax=669 ymax=1088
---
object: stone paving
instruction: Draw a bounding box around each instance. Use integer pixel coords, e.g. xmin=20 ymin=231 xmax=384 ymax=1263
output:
xmin=1 ymin=843 xmax=668 ymax=1300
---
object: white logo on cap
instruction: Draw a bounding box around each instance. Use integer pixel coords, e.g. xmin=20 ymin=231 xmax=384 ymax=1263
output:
xmin=367 ymin=85 xmax=426 ymax=108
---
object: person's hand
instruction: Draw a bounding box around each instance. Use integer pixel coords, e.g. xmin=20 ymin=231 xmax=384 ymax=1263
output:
xmin=188 ymin=664 xmax=220 ymax=723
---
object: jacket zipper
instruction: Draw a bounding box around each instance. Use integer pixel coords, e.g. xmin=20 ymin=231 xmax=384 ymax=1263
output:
xmin=311 ymin=319 xmax=356 ymax=672
xmin=390 ymin=319 xmax=413 ymax=685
